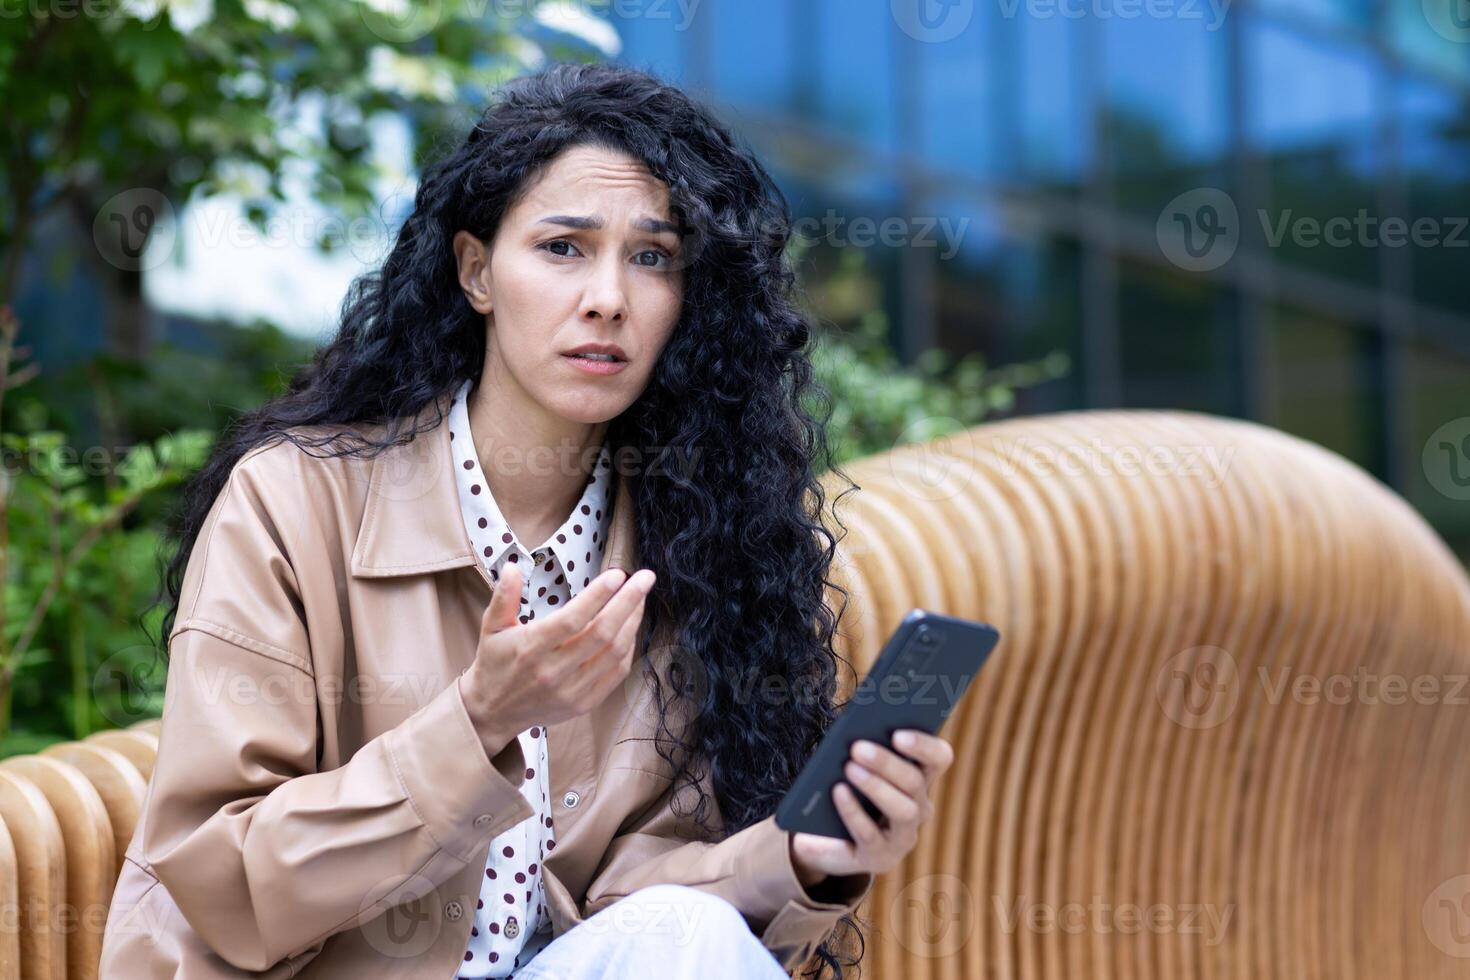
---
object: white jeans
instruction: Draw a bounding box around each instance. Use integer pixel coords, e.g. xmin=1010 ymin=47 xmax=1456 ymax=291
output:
xmin=510 ymin=884 xmax=793 ymax=979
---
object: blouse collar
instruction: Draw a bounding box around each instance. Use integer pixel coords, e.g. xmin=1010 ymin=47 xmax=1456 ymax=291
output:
xmin=447 ymin=378 xmax=613 ymax=597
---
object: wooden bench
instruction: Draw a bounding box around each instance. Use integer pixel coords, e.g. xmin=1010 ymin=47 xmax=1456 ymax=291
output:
xmin=810 ymin=410 xmax=1470 ymax=979
xmin=0 ymin=718 xmax=158 ymax=979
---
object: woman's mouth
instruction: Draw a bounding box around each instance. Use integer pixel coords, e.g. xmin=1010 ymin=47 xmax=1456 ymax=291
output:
xmin=562 ymin=352 xmax=628 ymax=376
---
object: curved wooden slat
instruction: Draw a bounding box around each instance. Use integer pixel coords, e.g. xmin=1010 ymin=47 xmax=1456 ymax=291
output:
xmin=127 ymin=718 xmax=162 ymax=737
xmin=0 ymin=769 xmax=67 ymax=980
xmin=0 ymin=816 xmax=21 ymax=979
xmin=37 ymin=744 xmax=147 ymax=880
xmin=79 ymin=731 xmax=158 ymax=784
xmin=0 ymin=757 xmax=114 ymax=980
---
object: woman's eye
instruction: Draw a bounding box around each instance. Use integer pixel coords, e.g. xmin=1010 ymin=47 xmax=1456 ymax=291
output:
xmin=635 ymin=249 xmax=673 ymax=268
xmin=539 ymin=239 xmax=581 ymax=258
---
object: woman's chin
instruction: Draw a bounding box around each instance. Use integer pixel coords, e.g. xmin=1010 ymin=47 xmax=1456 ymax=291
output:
xmin=541 ymin=393 xmax=625 ymax=427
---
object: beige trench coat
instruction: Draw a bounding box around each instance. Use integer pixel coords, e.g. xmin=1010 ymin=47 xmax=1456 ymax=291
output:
xmin=98 ymin=391 xmax=873 ymax=977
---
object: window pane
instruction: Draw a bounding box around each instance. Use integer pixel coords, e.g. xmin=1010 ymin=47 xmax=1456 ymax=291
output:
xmin=711 ymin=0 xmax=795 ymax=109
xmin=611 ymin=5 xmax=689 ymax=81
xmin=1254 ymin=0 xmax=1377 ymax=30
xmin=1011 ymin=13 xmax=1089 ymax=189
xmin=1245 ymin=23 xmax=1382 ymax=286
xmin=926 ymin=10 xmax=1089 ymax=188
xmin=1405 ymin=341 xmax=1470 ymax=567
xmin=787 ymin=168 xmax=906 ymax=382
xmin=1117 ymin=260 xmax=1243 ymax=414
xmin=815 ymin=0 xmax=898 ymax=151
xmin=924 ymin=193 xmax=1084 ymax=412
xmin=919 ymin=28 xmax=996 ymax=180
xmin=1399 ymin=79 xmax=1470 ymax=315
xmin=1390 ymin=0 xmax=1470 ymax=81
xmin=1270 ymin=305 xmax=1387 ymax=477
xmin=1105 ymin=16 xmax=1231 ymax=215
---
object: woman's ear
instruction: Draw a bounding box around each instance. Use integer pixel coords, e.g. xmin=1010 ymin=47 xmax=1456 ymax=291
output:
xmin=452 ymin=230 xmax=494 ymax=315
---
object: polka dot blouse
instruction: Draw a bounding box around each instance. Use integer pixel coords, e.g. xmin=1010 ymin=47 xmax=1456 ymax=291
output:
xmin=447 ymin=377 xmax=614 ymax=978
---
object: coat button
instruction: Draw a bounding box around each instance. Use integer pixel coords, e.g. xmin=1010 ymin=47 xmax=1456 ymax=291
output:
xmin=474 ymin=813 xmax=493 ymax=828
xmin=444 ymin=901 xmax=463 ymax=921
xmin=563 ymin=790 xmax=580 ymax=808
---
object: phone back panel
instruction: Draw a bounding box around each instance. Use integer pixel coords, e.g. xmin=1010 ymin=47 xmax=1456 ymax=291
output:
xmin=775 ymin=608 xmax=1000 ymax=841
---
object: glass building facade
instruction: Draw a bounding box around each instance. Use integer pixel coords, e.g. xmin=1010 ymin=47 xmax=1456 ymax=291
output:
xmin=609 ymin=0 xmax=1470 ymax=562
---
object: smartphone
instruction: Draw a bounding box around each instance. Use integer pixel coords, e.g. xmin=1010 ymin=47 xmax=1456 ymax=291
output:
xmin=775 ymin=608 xmax=1000 ymax=841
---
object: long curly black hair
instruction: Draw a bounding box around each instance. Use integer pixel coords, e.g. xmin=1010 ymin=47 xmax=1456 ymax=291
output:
xmin=150 ymin=61 xmax=867 ymax=977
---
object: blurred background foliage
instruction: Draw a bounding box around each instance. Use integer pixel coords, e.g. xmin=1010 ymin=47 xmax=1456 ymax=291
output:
xmin=798 ymin=239 xmax=1070 ymax=463
xmin=0 ymin=0 xmax=543 ymax=359
xmin=0 ymin=313 xmax=340 ymax=756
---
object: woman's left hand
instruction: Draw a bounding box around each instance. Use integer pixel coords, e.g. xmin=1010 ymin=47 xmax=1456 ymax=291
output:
xmin=788 ymin=728 xmax=954 ymax=883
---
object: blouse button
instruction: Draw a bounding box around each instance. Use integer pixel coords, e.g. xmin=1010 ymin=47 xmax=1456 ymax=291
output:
xmin=505 ymin=915 xmax=520 ymax=939
xmin=533 ymin=550 xmax=545 ymax=562
xmin=474 ymin=813 xmax=493 ymax=828
xmin=444 ymin=900 xmax=464 ymax=921
xmin=563 ymin=790 xmax=580 ymax=809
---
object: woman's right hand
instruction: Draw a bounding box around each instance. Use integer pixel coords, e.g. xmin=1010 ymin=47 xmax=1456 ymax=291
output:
xmin=460 ymin=563 xmax=656 ymax=750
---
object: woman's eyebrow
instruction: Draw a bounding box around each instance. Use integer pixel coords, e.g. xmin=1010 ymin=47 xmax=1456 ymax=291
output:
xmin=536 ymin=214 xmax=680 ymax=236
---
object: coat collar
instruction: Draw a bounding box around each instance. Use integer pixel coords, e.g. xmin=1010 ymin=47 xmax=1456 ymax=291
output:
xmin=349 ymin=389 xmax=638 ymax=578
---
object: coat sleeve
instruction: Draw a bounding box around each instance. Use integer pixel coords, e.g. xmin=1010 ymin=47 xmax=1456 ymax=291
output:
xmin=134 ymin=451 xmax=537 ymax=972
xmin=582 ymin=771 xmax=874 ymax=973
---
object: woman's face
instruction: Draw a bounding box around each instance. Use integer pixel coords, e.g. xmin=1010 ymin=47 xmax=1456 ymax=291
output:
xmin=455 ymin=143 xmax=686 ymax=425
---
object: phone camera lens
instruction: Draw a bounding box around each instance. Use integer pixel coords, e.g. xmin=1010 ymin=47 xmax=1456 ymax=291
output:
xmin=918 ymin=629 xmax=936 ymax=645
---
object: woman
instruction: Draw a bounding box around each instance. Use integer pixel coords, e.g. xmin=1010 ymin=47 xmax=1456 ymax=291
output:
xmin=100 ymin=62 xmax=954 ymax=979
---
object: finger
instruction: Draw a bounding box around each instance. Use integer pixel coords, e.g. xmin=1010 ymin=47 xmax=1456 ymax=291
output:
xmin=582 ymin=592 xmax=647 ymax=696
xmin=526 ymin=568 xmax=628 ymax=647
xmin=832 ymin=782 xmax=885 ymax=848
xmin=843 ymin=760 xmax=922 ymax=826
xmin=792 ymin=831 xmax=857 ymax=869
xmin=567 ymin=568 xmax=655 ymax=663
xmin=483 ymin=562 xmax=523 ymax=632
xmin=850 ymin=740 xmax=926 ymax=798
xmin=613 ymin=591 xmax=647 ymax=665
xmin=893 ymin=729 xmax=954 ymax=784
